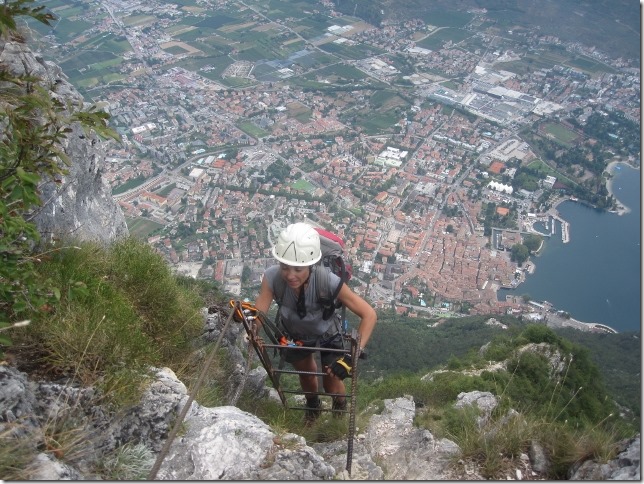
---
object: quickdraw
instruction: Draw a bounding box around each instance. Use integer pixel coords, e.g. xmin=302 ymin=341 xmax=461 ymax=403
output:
xmin=229 ymin=299 xmax=361 ymax=475
xmin=279 ymin=335 xmax=304 ymax=347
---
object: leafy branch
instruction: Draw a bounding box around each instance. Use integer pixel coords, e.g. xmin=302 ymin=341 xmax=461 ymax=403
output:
xmin=0 ymin=0 xmax=119 ymax=356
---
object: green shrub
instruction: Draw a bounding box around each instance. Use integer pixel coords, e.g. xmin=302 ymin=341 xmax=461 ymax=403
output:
xmin=522 ymin=324 xmax=560 ymax=345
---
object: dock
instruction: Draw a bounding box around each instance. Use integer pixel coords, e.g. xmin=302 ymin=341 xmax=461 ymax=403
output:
xmin=548 ymin=212 xmax=570 ymax=243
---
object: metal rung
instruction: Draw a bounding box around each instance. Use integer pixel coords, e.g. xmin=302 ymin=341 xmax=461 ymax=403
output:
xmin=262 ymin=343 xmax=348 ymax=354
xmin=282 ymin=389 xmax=352 ymax=398
xmin=274 ymin=369 xmax=326 ymax=376
xmin=288 ymin=405 xmax=349 ymax=414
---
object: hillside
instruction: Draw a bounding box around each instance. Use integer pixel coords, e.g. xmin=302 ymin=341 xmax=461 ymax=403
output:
xmin=1 ymin=240 xmax=640 ymax=479
xmin=357 ymin=313 xmax=641 ymax=416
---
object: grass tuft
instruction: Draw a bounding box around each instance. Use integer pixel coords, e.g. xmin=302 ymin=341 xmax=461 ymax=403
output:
xmin=0 ymin=428 xmax=37 ymax=480
xmin=99 ymin=442 xmax=155 ymax=480
xmin=11 ymin=237 xmax=221 ymax=407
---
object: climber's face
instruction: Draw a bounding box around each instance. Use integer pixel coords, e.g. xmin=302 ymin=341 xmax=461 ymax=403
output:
xmin=279 ymin=263 xmax=311 ymax=290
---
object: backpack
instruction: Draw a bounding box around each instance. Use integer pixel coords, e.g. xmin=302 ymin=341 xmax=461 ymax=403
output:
xmin=273 ymin=227 xmax=352 ymax=323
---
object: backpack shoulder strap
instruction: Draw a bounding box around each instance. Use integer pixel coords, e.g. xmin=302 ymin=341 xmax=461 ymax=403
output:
xmin=273 ymin=270 xmax=286 ymax=306
xmin=314 ymin=264 xmax=331 ymax=304
xmin=315 ymin=264 xmax=345 ymax=321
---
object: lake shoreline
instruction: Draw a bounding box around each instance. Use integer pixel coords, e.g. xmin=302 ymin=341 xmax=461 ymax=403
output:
xmin=507 ymin=160 xmax=638 ymax=334
xmin=604 ymin=160 xmax=639 ymax=215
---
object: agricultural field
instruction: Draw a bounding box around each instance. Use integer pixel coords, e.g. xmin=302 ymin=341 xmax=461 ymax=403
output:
xmin=497 ymin=43 xmax=616 ymax=78
xmin=417 ymin=27 xmax=472 ymax=50
xmin=319 ymin=40 xmax=383 ymax=61
xmin=369 ymin=90 xmax=409 ymax=111
xmin=415 ymin=9 xmax=473 ymax=28
xmin=303 ymin=63 xmax=367 ymax=83
xmin=122 ymin=15 xmax=157 ymax=28
xmin=286 ymin=102 xmax=312 ymax=123
xmin=351 ymin=111 xmax=400 ymax=135
xmin=566 ymin=55 xmax=617 ymax=76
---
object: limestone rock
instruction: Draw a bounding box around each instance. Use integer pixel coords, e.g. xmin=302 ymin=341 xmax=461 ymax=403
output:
xmin=0 ymin=39 xmax=128 ymax=244
xmin=364 ymin=395 xmax=460 ymax=479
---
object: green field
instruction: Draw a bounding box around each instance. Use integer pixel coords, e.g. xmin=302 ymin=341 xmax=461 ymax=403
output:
xmin=76 ymin=33 xmax=132 ymax=54
xmin=112 ymin=176 xmax=146 ymax=195
xmin=292 ymin=15 xmax=338 ymax=39
xmin=44 ymin=0 xmax=72 ymax=9
xmin=163 ymin=45 xmax=191 ymax=55
xmin=355 ymin=112 xmax=399 ymax=134
xmin=566 ymin=55 xmax=617 ymax=75
xmin=291 ymin=179 xmax=316 ymax=193
xmin=287 ymin=103 xmax=312 ymax=123
xmin=174 ymin=26 xmax=217 ymax=42
xmin=155 ymin=183 xmax=177 ymax=197
xmin=496 ymin=44 xmax=582 ymax=75
xmin=196 ymin=14 xmax=237 ymax=29
xmin=305 ymin=63 xmax=367 ymax=82
xmin=52 ymin=5 xmax=86 ymax=17
xmin=219 ymin=77 xmax=257 ymax=88
xmin=165 ymin=54 xmax=232 ymax=79
xmin=241 ymin=0 xmax=342 ymax=28
xmin=122 ymin=15 xmax=157 ymax=27
xmin=237 ymin=121 xmax=269 ymax=138
xmin=542 ymin=122 xmax=579 ymax=146
xmin=319 ymin=41 xmax=383 ymax=60
xmin=29 ymin=16 xmax=93 ymax=43
xmin=440 ymin=80 xmax=460 ymax=90
xmin=126 ymin=217 xmax=165 ymax=239
xmin=417 ymin=27 xmax=472 ymax=50
xmin=60 ymin=50 xmax=118 ymax=71
xmin=526 ymin=159 xmax=576 ymax=186
xmin=370 ymin=90 xmax=409 ymax=110
xmin=417 ymin=10 xmax=472 ymax=28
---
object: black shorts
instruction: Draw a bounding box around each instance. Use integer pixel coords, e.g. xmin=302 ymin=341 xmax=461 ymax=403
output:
xmin=283 ymin=332 xmax=346 ymax=367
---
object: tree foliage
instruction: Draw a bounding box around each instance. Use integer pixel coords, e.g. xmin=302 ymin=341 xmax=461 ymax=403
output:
xmin=522 ymin=233 xmax=542 ymax=252
xmin=510 ymin=243 xmax=529 ymax=265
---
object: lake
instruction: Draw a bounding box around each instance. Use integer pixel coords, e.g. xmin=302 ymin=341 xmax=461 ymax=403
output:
xmin=498 ymin=162 xmax=641 ymax=333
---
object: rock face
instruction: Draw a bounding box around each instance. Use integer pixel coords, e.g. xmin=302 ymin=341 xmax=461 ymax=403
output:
xmin=157 ymin=403 xmax=335 ymax=480
xmin=0 ymin=358 xmax=641 ymax=480
xmin=0 ymin=39 xmax=128 ymax=244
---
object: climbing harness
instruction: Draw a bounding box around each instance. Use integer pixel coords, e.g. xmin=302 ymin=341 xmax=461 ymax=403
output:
xmin=229 ymin=299 xmax=362 ymax=475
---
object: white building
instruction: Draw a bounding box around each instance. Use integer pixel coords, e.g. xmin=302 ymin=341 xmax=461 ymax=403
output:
xmin=488 ymin=181 xmax=514 ymax=194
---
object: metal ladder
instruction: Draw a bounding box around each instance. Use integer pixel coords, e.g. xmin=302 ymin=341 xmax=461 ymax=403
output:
xmin=233 ymin=301 xmax=361 ymax=475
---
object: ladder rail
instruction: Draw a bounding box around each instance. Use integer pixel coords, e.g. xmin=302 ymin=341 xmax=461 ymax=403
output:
xmin=233 ymin=301 xmax=360 ymax=476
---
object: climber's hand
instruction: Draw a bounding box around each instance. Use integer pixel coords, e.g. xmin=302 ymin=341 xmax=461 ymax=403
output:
xmin=229 ymin=300 xmax=258 ymax=322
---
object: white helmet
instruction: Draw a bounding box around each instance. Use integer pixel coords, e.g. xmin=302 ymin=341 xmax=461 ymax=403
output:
xmin=272 ymin=223 xmax=321 ymax=266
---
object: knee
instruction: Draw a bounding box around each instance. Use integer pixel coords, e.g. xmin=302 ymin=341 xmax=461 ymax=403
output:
xmin=300 ymin=374 xmax=317 ymax=386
